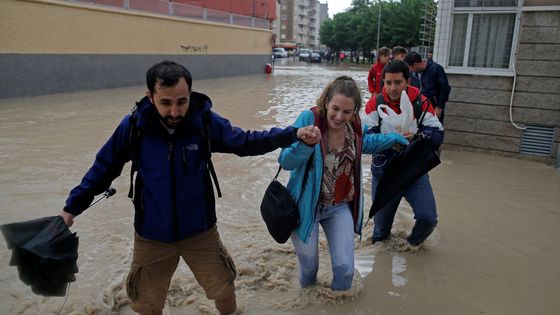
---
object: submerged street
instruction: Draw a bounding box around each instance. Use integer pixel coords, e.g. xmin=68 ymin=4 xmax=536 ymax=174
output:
xmin=1 ymin=59 xmax=559 ymax=314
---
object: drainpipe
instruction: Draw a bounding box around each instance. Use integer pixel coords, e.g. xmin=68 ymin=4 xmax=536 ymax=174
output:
xmin=508 ymin=62 xmax=526 ymax=131
xmin=509 ymin=0 xmax=526 ymax=131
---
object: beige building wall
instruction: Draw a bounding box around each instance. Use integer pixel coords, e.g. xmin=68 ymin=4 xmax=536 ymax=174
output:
xmin=0 ymin=0 xmax=274 ymax=98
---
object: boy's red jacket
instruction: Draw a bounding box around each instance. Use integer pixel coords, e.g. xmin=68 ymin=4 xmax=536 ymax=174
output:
xmin=367 ymin=62 xmax=385 ymax=94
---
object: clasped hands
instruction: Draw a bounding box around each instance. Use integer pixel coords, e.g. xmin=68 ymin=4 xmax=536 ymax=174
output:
xmin=296 ymin=126 xmax=321 ymax=146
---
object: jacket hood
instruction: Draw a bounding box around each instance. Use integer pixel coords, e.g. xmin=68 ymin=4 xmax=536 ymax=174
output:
xmin=133 ymin=91 xmax=213 ymax=132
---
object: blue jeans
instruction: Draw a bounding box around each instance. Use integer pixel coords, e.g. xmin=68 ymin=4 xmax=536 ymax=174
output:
xmin=291 ymin=202 xmax=355 ymax=291
xmin=372 ymin=173 xmax=438 ymax=246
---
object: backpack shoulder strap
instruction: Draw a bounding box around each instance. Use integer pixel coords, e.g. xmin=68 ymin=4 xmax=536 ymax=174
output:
xmin=202 ymin=111 xmax=222 ymax=198
xmin=374 ymin=93 xmax=385 ymax=126
xmin=414 ymin=96 xmax=430 ymax=129
xmin=128 ymin=105 xmax=141 ymax=199
xmin=412 ymin=96 xmax=423 ymax=122
xmin=375 ymin=93 xmax=385 ymax=108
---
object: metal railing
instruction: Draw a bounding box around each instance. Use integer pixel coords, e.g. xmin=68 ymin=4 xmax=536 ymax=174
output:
xmin=69 ymin=0 xmax=270 ymax=29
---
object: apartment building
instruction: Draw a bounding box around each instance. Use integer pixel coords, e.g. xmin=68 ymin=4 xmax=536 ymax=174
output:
xmin=433 ymin=0 xmax=560 ymax=164
xmin=273 ymin=0 xmax=328 ymax=50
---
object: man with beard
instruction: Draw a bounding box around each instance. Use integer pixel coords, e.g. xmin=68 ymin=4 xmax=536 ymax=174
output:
xmin=59 ymin=60 xmax=320 ymax=315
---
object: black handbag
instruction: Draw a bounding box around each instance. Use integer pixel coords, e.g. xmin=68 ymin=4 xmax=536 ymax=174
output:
xmin=260 ymin=156 xmax=313 ymax=244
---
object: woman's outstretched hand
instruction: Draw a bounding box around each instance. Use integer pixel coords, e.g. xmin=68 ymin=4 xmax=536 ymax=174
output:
xmin=297 ymin=126 xmax=321 ymax=146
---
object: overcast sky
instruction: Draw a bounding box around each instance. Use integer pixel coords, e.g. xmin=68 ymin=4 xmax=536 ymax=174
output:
xmin=320 ymin=0 xmax=353 ymax=18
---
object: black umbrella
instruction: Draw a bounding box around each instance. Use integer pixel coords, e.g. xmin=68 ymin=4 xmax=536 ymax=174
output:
xmin=1 ymin=216 xmax=78 ymax=296
xmin=368 ymin=135 xmax=441 ymax=218
xmin=1 ymin=188 xmax=116 ymax=296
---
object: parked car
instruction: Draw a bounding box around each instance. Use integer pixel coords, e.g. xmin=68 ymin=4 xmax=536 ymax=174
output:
xmin=298 ymin=49 xmax=311 ymax=61
xmin=308 ymin=52 xmax=322 ymax=63
xmin=273 ymin=48 xmax=288 ymax=58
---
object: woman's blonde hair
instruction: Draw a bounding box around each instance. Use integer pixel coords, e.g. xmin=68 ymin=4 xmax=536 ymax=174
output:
xmin=316 ymin=76 xmax=362 ymax=117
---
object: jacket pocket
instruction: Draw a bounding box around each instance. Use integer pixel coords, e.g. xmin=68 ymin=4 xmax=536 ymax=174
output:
xmin=126 ymin=266 xmax=143 ymax=301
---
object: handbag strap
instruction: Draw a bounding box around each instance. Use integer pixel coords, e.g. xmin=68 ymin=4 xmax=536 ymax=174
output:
xmin=275 ymin=153 xmax=314 ymax=204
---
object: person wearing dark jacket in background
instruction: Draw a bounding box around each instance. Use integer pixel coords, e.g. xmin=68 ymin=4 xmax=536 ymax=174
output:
xmin=363 ymin=61 xmax=444 ymax=247
xmin=403 ymin=52 xmax=422 ymax=89
xmin=405 ymin=52 xmax=451 ymax=123
xmin=59 ymin=60 xmax=320 ymax=315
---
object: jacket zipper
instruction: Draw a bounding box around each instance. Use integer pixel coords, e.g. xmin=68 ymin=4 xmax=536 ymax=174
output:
xmin=182 ymin=146 xmax=188 ymax=175
xmin=169 ymin=141 xmax=179 ymax=240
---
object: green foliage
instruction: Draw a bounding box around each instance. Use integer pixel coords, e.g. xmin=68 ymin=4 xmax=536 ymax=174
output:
xmin=319 ymin=0 xmax=434 ymax=52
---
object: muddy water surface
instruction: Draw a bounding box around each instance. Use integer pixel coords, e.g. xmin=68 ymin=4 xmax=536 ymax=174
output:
xmin=1 ymin=59 xmax=559 ymax=315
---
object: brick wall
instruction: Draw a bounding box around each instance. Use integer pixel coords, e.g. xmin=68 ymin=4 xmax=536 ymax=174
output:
xmin=443 ymin=10 xmax=560 ymax=164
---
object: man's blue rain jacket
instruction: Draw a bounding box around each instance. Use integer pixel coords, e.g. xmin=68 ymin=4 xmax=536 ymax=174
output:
xmin=64 ymin=92 xmax=299 ymax=242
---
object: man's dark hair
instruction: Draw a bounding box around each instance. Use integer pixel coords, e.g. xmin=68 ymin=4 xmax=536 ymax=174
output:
xmin=404 ymin=52 xmax=423 ymax=66
xmin=382 ymin=60 xmax=410 ymax=81
xmin=146 ymin=60 xmax=193 ymax=94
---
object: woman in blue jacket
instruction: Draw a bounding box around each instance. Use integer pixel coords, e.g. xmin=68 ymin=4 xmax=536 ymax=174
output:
xmin=278 ymin=76 xmax=408 ymax=291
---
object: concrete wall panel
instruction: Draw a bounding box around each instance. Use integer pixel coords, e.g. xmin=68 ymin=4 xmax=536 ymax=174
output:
xmin=475 ymin=119 xmax=524 ymax=138
xmin=445 ymin=130 xmax=520 ymax=153
xmin=519 ymin=26 xmax=560 ymax=44
xmin=447 ymin=75 xmax=512 ymax=90
xmin=0 ymin=54 xmax=270 ymax=99
xmin=516 ymin=60 xmax=560 ymax=77
xmin=512 ymin=92 xmax=560 ymax=111
xmin=449 ymin=87 xmax=511 ymax=106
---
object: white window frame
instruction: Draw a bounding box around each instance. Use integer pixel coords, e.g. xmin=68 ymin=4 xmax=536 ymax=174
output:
xmin=445 ymin=1 xmax=522 ymax=76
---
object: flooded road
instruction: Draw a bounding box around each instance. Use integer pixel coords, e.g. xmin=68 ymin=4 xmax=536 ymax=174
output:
xmin=1 ymin=59 xmax=559 ymax=314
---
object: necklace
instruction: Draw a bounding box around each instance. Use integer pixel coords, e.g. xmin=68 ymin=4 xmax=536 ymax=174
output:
xmin=328 ymin=128 xmax=346 ymax=151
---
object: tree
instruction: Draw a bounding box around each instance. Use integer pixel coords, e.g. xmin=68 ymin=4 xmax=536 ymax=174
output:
xmin=319 ymin=18 xmax=336 ymax=49
xmin=319 ymin=0 xmax=429 ymax=55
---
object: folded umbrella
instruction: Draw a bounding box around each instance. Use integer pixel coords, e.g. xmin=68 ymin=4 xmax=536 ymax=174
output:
xmin=1 ymin=215 xmax=78 ymax=296
xmin=1 ymin=187 xmax=115 ymax=297
xmin=368 ymin=135 xmax=441 ymax=218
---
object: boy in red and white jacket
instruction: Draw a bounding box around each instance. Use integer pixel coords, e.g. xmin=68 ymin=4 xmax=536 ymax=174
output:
xmin=362 ymin=60 xmax=444 ymax=247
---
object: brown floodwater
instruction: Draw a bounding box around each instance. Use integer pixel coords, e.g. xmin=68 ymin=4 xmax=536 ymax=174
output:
xmin=0 ymin=59 xmax=559 ymax=315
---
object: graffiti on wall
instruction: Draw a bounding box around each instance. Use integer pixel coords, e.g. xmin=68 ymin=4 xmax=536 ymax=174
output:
xmin=180 ymin=44 xmax=209 ymax=53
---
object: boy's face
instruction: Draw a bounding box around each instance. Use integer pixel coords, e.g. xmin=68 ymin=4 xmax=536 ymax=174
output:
xmin=383 ymin=72 xmax=409 ymax=102
xmin=394 ymin=53 xmax=406 ymax=61
xmin=380 ymin=54 xmax=390 ymax=64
